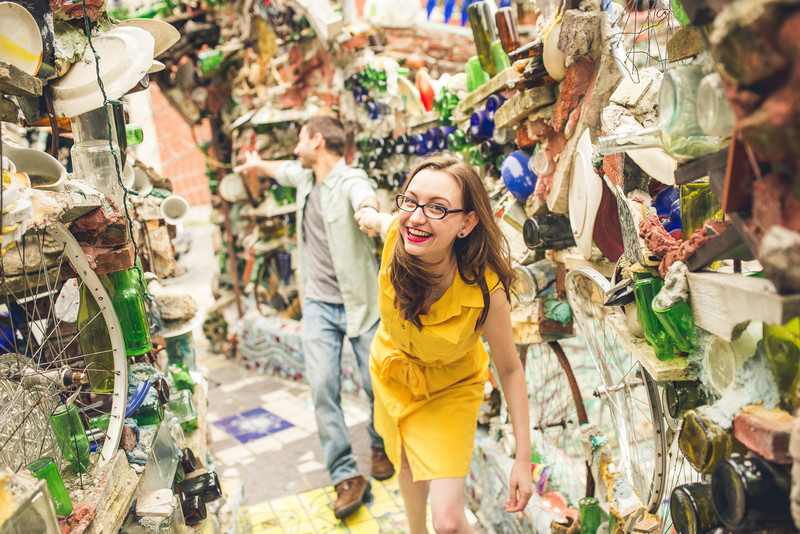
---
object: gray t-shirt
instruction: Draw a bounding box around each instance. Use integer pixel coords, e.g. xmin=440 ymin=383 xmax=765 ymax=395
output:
xmin=302 ymin=182 xmax=343 ymax=304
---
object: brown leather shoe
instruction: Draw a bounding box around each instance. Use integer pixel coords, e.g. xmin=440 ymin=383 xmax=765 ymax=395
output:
xmin=333 ymin=475 xmax=370 ymax=519
xmin=370 ymin=447 xmax=395 ymax=481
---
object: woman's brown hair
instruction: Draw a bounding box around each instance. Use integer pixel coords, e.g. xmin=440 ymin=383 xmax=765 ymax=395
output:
xmin=389 ymin=155 xmax=516 ymax=329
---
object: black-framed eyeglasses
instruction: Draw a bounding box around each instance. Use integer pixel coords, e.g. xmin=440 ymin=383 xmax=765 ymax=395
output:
xmin=395 ymin=194 xmax=465 ymax=220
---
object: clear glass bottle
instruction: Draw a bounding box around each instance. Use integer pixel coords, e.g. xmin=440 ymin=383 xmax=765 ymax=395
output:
xmin=70 ymin=101 xmax=129 ymax=209
xmin=696 ymin=72 xmax=735 ymax=138
xmin=597 ymin=65 xmax=723 ymax=163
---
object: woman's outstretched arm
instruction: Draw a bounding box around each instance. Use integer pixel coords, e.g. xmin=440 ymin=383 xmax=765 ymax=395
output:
xmin=482 ymin=289 xmax=533 ymax=513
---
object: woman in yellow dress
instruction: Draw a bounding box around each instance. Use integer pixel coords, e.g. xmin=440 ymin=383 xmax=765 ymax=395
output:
xmin=355 ymin=156 xmax=532 ymax=533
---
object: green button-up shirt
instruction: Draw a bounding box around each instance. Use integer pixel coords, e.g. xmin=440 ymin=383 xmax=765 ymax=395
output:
xmin=277 ymin=159 xmax=380 ymax=337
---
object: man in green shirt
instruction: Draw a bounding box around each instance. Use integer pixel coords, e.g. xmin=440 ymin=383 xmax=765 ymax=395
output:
xmin=235 ymin=116 xmax=393 ymax=519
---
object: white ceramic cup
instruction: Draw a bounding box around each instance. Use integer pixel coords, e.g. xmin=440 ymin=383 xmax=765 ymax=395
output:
xmin=160 ymin=195 xmax=189 ymax=225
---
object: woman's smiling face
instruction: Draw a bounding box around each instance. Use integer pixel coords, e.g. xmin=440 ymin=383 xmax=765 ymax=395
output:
xmin=398 ymin=169 xmax=474 ymax=262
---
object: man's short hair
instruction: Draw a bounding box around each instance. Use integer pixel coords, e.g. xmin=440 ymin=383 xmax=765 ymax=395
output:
xmin=305 ymin=116 xmax=347 ymax=157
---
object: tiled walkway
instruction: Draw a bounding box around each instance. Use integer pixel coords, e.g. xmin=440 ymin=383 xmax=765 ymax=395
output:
xmin=199 ymin=350 xmax=421 ymax=533
xmin=248 ymin=477 xmax=427 ymax=533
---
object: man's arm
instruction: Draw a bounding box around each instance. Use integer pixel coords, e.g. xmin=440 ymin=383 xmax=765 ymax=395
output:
xmin=355 ymin=209 xmax=394 ymax=239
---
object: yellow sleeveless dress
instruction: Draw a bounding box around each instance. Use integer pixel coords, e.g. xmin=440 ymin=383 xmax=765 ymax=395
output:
xmin=369 ymin=219 xmax=501 ymax=481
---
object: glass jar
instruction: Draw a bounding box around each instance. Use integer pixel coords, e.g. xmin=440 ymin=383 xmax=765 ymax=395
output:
xmin=165 ymin=331 xmax=196 ymax=369
xmin=70 ymin=140 xmax=126 ymax=209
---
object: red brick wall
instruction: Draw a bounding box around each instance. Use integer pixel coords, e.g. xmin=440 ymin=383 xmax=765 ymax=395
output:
xmin=149 ymin=84 xmax=213 ymax=207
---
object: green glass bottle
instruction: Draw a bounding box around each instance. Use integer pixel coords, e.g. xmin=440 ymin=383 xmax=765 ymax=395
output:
xmin=26 ymin=457 xmax=72 ymax=516
xmin=763 ymin=317 xmax=800 ymax=412
xmin=679 ymin=180 xmax=723 ymax=241
xmin=170 ymin=362 xmax=195 ymax=393
xmin=104 ymin=269 xmax=152 ymax=356
xmin=50 ymin=404 xmax=91 ymax=473
xmin=632 ymin=277 xmax=675 ymax=361
xmin=77 ymin=282 xmax=115 ymax=393
xmin=467 ymin=1 xmax=498 ymax=77
xmin=133 ymin=389 xmax=165 ymax=426
xmin=578 ymin=497 xmax=601 ymax=534
xmin=446 ymin=130 xmax=468 ymax=152
xmin=669 ymin=482 xmax=721 ymax=534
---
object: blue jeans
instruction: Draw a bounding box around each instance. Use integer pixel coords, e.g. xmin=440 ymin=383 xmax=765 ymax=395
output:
xmin=301 ymin=300 xmax=383 ymax=485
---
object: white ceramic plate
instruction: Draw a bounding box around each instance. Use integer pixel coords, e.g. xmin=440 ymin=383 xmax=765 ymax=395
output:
xmin=118 ymin=18 xmax=180 ymax=58
xmin=543 ymin=20 xmax=566 ymax=82
xmin=568 ymin=129 xmax=602 ymax=260
xmin=51 ymin=26 xmax=154 ymax=118
xmin=0 ymin=2 xmax=42 ymax=76
xmin=2 ymin=141 xmax=67 ymax=192
xmin=148 ymin=59 xmax=166 ymax=74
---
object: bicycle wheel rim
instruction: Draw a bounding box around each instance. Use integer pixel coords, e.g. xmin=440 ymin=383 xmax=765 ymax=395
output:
xmin=565 ymin=267 xmax=665 ymax=513
xmin=0 ymin=224 xmax=127 ymax=473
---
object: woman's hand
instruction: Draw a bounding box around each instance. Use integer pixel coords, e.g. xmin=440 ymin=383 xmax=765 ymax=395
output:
xmin=355 ymin=207 xmax=380 ymax=237
xmin=504 ymin=457 xmax=533 ymax=513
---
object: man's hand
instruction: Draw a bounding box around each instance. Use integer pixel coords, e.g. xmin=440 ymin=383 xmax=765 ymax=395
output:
xmin=233 ymin=151 xmax=264 ymax=176
xmin=354 ymin=207 xmax=379 ymax=237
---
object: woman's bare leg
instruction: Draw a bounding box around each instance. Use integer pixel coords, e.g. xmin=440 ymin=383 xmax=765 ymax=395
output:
xmin=429 ymin=477 xmax=476 ymax=534
xmin=398 ymin=446 xmax=430 ymax=534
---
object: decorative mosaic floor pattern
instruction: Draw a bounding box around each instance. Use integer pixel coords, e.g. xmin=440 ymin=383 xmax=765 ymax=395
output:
xmin=248 ymin=474 xmax=432 ymax=534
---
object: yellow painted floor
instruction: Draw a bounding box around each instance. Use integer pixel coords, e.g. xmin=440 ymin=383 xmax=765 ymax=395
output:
xmin=249 ymin=474 xmax=430 ymax=533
